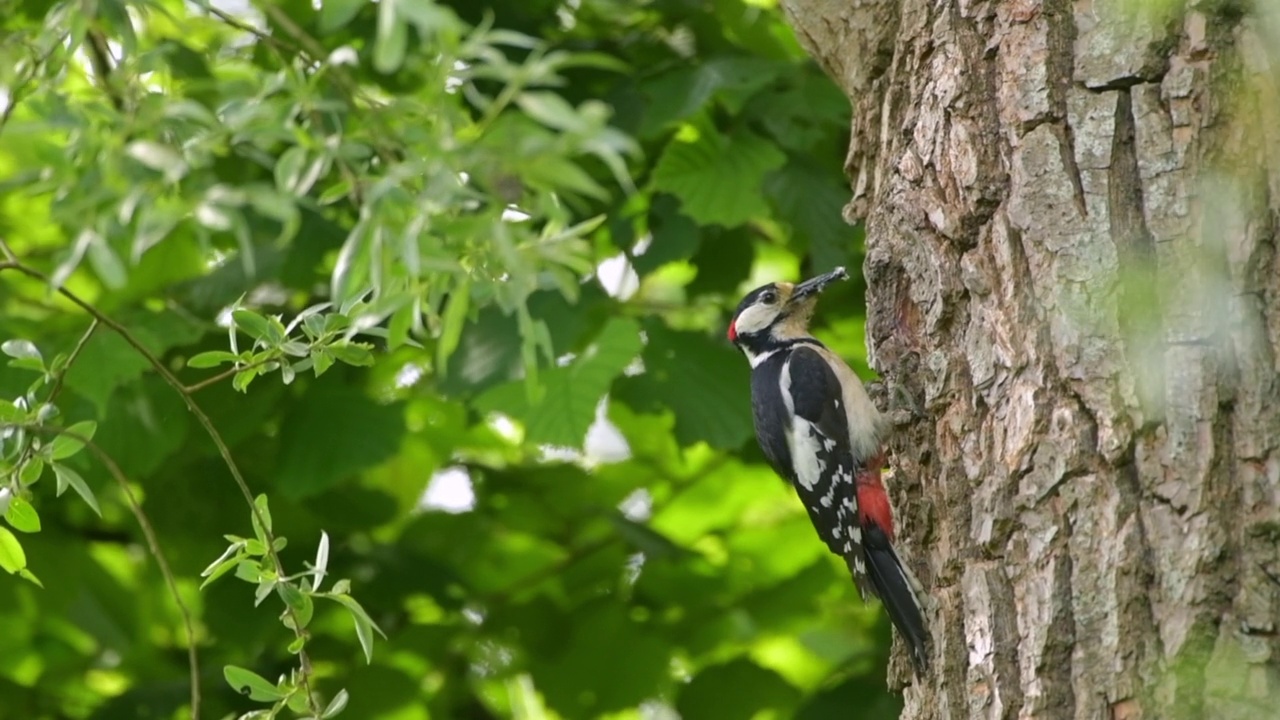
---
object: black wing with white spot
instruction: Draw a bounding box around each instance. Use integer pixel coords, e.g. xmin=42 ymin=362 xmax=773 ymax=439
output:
xmin=781 ymin=346 xmax=866 ymax=583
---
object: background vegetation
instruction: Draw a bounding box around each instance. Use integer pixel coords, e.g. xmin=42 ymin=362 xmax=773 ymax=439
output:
xmin=0 ymin=0 xmax=897 ymax=718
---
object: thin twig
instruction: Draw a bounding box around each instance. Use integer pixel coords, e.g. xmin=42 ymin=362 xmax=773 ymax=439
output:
xmin=193 ymin=0 xmax=397 ymax=169
xmin=256 ymin=3 xmax=400 ymax=166
xmin=190 ymin=0 xmax=300 ymax=56
xmin=84 ymin=28 xmax=125 ymax=112
xmin=0 ymin=253 xmax=322 ymax=714
xmin=20 ymin=425 xmax=203 ymax=717
xmin=0 ymin=31 xmax=71 ymax=136
xmin=183 ymin=359 xmax=270 ymax=395
xmin=46 ymin=320 xmax=98 ymax=404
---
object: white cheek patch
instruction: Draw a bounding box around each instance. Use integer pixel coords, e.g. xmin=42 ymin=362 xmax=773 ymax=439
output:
xmin=733 ymin=304 xmax=777 ymax=336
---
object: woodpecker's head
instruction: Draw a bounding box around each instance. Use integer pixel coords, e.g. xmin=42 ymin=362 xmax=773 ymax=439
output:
xmin=727 ymin=267 xmax=848 ymax=358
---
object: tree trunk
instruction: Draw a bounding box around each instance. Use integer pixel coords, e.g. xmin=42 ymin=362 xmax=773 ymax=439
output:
xmin=781 ymin=1 xmax=1280 ymax=718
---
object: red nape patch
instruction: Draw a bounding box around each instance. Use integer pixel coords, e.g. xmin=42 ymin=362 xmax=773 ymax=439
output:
xmin=856 ymin=467 xmax=895 ymax=542
xmin=727 ymin=320 xmax=737 ymax=342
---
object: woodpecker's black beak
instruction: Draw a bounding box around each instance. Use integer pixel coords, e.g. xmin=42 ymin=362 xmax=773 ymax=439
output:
xmin=791 ymin=267 xmax=849 ymax=301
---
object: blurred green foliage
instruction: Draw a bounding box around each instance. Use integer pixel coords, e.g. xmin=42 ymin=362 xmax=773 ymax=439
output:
xmin=0 ymin=0 xmax=895 ymax=718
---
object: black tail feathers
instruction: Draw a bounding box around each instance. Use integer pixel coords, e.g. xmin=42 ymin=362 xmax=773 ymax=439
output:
xmin=864 ymin=537 xmax=931 ymax=676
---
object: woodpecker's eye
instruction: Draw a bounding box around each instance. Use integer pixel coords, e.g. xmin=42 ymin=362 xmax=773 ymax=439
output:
xmin=761 ymin=290 xmax=778 ymax=305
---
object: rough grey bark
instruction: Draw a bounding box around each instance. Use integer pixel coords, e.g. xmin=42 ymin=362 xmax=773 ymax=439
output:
xmin=781 ymin=1 xmax=1280 ymax=719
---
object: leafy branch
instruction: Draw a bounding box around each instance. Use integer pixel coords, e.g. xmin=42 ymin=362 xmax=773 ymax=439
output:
xmin=0 ymin=245 xmax=384 ymax=718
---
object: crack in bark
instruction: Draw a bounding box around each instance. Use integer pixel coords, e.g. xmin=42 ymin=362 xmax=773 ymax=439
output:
xmin=1054 ymin=120 xmax=1090 ymax=218
xmin=1046 ymin=515 xmax=1080 ymax=716
xmin=1042 ymin=0 xmax=1089 ymax=219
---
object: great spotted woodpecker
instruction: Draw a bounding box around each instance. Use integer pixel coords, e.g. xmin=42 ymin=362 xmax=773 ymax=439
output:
xmin=728 ymin=267 xmax=931 ymax=674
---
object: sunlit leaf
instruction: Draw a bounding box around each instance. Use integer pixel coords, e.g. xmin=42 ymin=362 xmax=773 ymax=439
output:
xmin=323 ymin=688 xmax=350 ymax=718
xmin=0 ymin=399 xmax=25 ymax=423
xmin=374 ymin=0 xmax=408 ymax=73
xmin=324 ymin=592 xmax=386 ymax=663
xmin=2 ymin=339 xmax=42 ymax=364
xmin=188 ymin=351 xmax=239 ymax=369
xmin=278 ymin=582 xmax=314 ymax=629
xmin=4 ymin=497 xmax=41 ymax=533
xmin=475 ymin=317 xmax=643 ymax=446
xmin=48 ymin=420 xmax=97 ymax=460
xmin=652 ymin=123 xmax=786 ymax=227
xmin=0 ymin=527 xmax=27 ymax=574
xmin=125 ymin=140 xmax=187 ymax=181
xmin=52 ymin=463 xmax=101 ymax=516
xmin=313 ymin=530 xmax=330 ymax=592
xmin=615 ymin=324 xmax=752 ymax=449
xmin=223 ymin=665 xmax=286 ymax=702
xmin=319 ymin=0 xmax=365 ymax=31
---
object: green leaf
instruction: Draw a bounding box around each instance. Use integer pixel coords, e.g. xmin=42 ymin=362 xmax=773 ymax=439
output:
xmin=327 ymin=592 xmax=385 ymax=635
xmin=254 ymin=578 xmax=277 ymax=606
xmin=18 ymin=458 xmax=43 ymax=486
xmin=607 ymin=514 xmax=690 ymax=559
xmin=312 ymin=530 xmax=330 ymax=591
xmin=395 ymin=0 xmax=458 ymax=37
xmin=328 ymin=341 xmax=374 ymax=367
xmin=251 ymin=494 xmax=272 ymax=543
xmin=765 ymin=156 xmax=857 ymax=271
xmin=530 ymin=601 xmax=669 ymax=717
xmin=87 ymin=238 xmax=128 ymax=289
xmin=278 ymin=582 xmax=315 ymax=629
xmin=311 ymin=348 xmax=336 ymax=377
xmin=635 ymin=194 xmax=701 ymax=275
xmin=274 ymin=146 xmax=308 ymax=195
xmin=223 ymin=665 xmax=287 ymax=702
xmin=652 ymin=123 xmax=786 ymax=227
xmin=374 ymin=0 xmax=408 ymax=73
xmin=0 ymin=399 xmax=25 ymax=423
xmin=4 ymin=497 xmax=41 ymax=533
xmin=233 ymin=309 xmax=280 ymax=345
xmin=125 ymin=140 xmax=187 ymax=181
xmin=52 ymin=463 xmax=101 ymax=516
xmin=515 ymin=91 xmax=587 ymax=132
xmin=677 ymin=659 xmax=802 ymax=720
xmin=331 ymin=223 xmax=371 ymax=307
xmin=188 ymin=351 xmax=239 ymax=369
xmin=49 ymin=420 xmax=97 ymax=460
xmin=614 ymin=324 xmax=753 ymax=449
xmin=475 ymin=317 xmax=643 ymax=446
xmin=2 ymin=339 xmax=42 ymax=365
xmin=639 ymin=56 xmax=789 ymax=137
xmin=435 ymin=278 xmax=470 ymax=375
xmin=235 ymin=559 xmax=265 ymax=583
xmin=319 ymin=0 xmax=365 ymax=32
xmin=62 ymin=310 xmax=204 ymax=415
xmin=325 ymin=593 xmax=385 ymax=663
xmin=275 ymin=385 xmax=405 ymax=499
xmin=200 ymin=541 xmax=246 ymax=589
xmin=323 ymin=688 xmax=350 ymax=718
xmin=353 ymin=613 xmax=374 ymax=663
xmin=0 ymin=526 xmax=26 ymax=574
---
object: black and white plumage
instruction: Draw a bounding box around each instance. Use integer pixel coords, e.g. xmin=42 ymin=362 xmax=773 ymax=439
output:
xmin=729 ymin=267 xmax=932 ymax=675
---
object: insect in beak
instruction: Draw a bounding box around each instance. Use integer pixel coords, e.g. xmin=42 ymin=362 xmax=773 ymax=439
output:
xmin=790 ymin=266 xmax=849 ymax=302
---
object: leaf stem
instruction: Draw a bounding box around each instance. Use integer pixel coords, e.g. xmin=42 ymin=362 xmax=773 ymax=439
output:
xmin=46 ymin=319 xmax=98 ymax=405
xmin=183 ymin=359 xmax=271 ymax=395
